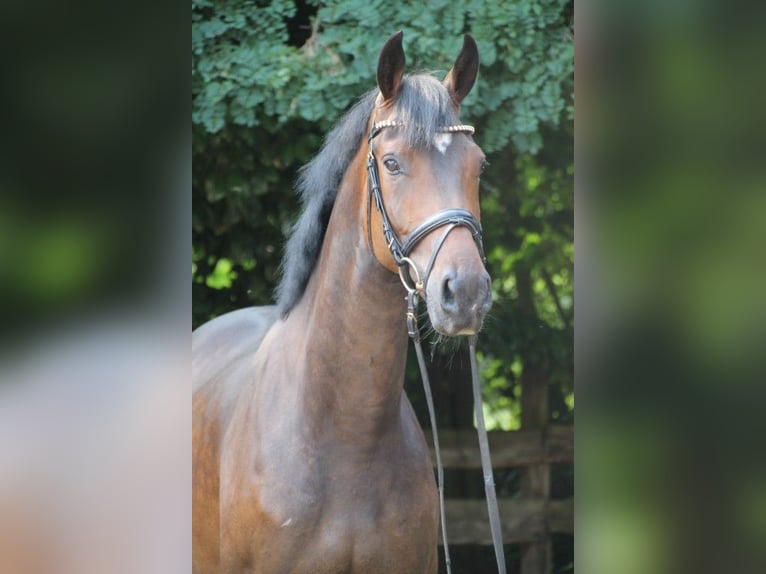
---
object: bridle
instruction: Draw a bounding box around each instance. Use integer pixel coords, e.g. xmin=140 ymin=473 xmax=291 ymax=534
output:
xmin=366 ymin=119 xmax=485 ymax=299
xmin=366 ymin=120 xmax=507 ymax=574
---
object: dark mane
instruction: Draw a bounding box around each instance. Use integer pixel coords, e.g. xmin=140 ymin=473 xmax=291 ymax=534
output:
xmin=275 ymin=74 xmax=459 ymax=316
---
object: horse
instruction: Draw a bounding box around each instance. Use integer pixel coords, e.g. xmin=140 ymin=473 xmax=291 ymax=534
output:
xmin=193 ymin=31 xmax=492 ymax=573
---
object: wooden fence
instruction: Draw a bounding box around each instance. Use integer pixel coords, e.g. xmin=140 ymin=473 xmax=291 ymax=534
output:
xmin=424 ymin=425 xmax=574 ymax=573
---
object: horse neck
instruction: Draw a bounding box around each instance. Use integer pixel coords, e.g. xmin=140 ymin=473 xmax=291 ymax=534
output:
xmin=287 ymin=147 xmax=410 ymax=444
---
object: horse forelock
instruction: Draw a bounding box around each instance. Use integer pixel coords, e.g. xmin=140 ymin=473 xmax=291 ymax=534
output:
xmin=391 ymin=75 xmax=460 ymax=148
xmin=275 ymin=74 xmax=460 ymax=316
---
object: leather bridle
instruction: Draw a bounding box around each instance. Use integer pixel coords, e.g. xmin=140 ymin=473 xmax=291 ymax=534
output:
xmin=366 ymin=120 xmax=508 ymax=574
xmin=366 ymin=120 xmax=486 ymax=294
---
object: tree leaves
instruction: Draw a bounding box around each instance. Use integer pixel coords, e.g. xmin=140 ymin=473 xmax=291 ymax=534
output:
xmin=192 ymin=0 xmax=574 ymax=152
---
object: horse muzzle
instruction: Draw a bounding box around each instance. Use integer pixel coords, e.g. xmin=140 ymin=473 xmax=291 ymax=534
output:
xmin=426 ymin=266 xmax=492 ymax=336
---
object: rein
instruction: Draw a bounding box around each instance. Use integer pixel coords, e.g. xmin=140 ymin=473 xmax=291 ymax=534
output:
xmin=367 ymin=121 xmax=507 ymax=574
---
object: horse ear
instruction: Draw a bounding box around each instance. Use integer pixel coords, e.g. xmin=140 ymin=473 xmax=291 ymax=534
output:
xmin=443 ymin=34 xmax=480 ymax=105
xmin=377 ymin=31 xmax=406 ymax=102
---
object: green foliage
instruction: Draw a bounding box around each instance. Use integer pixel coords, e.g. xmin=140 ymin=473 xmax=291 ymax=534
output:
xmin=480 ymin=126 xmax=574 ymax=425
xmin=192 ymin=0 xmax=573 ymax=151
xmin=192 ymin=0 xmax=573 ymax=425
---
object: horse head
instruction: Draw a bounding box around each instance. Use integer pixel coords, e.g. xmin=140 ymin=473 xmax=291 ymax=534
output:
xmin=365 ymin=32 xmax=492 ymax=336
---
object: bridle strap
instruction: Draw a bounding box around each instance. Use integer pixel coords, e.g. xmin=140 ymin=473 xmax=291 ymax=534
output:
xmin=410 ymin=310 xmax=452 ymax=573
xmin=366 ymin=151 xmax=406 ymax=264
xmin=401 ymin=208 xmax=485 ymax=265
xmin=470 ymin=335 xmax=507 ymax=574
xmin=422 ymin=224 xmax=457 ymax=288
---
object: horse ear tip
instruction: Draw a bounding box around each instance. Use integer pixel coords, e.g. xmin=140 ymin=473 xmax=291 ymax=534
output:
xmin=380 ymin=31 xmax=404 ymax=55
xmin=387 ymin=30 xmax=404 ymax=44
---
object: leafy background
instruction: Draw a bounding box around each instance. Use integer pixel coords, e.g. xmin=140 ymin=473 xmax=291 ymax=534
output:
xmin=193 ymin=1 xmax=573 ymax=571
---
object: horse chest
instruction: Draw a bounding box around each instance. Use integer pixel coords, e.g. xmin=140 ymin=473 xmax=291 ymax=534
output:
xmin=266 ymin=434 xmax=435 ymax=524
xmin=271 ymin=464 xmax=436 ymax=572
xmin=223 ymin=429 xmax=438 ymax=573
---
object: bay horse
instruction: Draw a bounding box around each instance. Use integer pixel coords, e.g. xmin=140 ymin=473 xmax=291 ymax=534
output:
xmin=193 ymin=32 xmax=492 ymax=573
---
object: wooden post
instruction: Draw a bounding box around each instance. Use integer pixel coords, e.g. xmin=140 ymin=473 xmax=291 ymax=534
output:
xmin=517 ymin=268 xmax=552 ymax=574
xmin=520 ymin=367 xmax=551 ymax=574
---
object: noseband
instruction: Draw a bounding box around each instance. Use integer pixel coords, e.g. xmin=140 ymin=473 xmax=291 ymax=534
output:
xmin=366 ymin=120 xmax=507 ymax=574
xmin=366 ymin=120 xmax=486 ymax=296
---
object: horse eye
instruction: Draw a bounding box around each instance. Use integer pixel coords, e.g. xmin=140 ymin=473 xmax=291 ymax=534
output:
xmin=480 ymin=159 xmax=489 ymax=174
xmin=383 ymin=158 xmax=401 ymax=174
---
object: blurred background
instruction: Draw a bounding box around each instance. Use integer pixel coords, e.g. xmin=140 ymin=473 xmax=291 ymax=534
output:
xmin=580 ymin=1 xmax=766 ymax=573
xmin=0 ymin=1 xmax=188 ymax=573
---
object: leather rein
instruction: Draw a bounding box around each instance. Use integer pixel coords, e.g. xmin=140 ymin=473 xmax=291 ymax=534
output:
xmin=366 ymin=120 xmax=507 ymax=574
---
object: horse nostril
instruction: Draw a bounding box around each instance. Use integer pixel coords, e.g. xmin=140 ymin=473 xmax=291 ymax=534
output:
xmin=442 ymin=275 xmax=456 ymax=307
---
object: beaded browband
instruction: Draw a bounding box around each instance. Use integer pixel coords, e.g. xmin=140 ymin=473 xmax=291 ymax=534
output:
xmin=368 ymin=119 xmax=475 ymax=141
